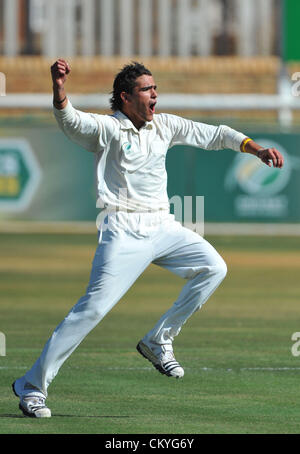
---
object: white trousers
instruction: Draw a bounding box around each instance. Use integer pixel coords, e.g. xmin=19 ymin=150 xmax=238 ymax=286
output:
xmin=23 ymin=212 xmax=227 ymax=396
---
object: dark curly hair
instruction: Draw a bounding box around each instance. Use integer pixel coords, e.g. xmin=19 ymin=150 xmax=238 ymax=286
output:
xmin=110 ymin=62 xmax=152 ymax=112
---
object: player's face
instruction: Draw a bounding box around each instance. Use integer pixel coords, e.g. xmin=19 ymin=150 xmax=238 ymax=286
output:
xmin=122 ymin=75 xmax=157 ymax=129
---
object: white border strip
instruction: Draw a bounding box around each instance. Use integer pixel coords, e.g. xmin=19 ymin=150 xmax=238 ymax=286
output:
xmin=1 ymin=93 xmax=300 ymax=111
xmin=203 ymin=222 xmax=300 ymax=236
xmin=0 ymin=221 xmax=299 ymax=236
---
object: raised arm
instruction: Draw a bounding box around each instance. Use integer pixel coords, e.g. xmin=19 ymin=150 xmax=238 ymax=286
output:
xmin=51 ymin=59 xmax=70 ymax=110
xmin=50 ymin=59 xmax=115 ymax=153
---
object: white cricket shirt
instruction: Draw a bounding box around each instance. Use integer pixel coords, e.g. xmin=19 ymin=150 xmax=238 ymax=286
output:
xmin=54 ymin=101 xmax=247 ymax=213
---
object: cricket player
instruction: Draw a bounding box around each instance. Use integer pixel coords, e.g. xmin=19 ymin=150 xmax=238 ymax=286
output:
xmin=12 ymin=59 xmax=284 ymax=418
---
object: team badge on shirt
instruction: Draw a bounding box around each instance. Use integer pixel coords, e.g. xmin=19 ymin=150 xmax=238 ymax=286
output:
xmin=122 ymin=142 xmax=132 ymax=153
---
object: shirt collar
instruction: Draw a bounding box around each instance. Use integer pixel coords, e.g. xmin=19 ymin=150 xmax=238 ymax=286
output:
xmin=112 ymin=110 xmax=153 ymax=132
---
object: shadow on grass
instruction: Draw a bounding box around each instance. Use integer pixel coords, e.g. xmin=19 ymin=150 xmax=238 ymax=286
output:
xmin=0 ymin=414 xmax=25 ymax=418
xmin=0 ymin=414 xmax=130 ymax=419
xmin=53 ymin=414 xmax=131 ymax=418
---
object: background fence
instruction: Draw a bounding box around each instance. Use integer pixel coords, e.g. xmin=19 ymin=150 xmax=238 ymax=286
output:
xmin=0 ymin=0 xmax=300 ymax=230
xmin=0 ymin=0 xmax=279 ymax=58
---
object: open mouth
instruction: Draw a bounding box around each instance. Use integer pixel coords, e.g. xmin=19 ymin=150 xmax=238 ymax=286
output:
xmin=149 ymin=102 xmax=156 ymax=114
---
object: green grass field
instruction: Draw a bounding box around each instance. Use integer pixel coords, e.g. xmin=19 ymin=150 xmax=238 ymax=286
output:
xmin=1 ymin=232 xmax=300 ymax=434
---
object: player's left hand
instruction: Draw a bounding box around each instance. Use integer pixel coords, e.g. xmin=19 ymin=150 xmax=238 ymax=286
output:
xmin=257 ymin=148 xmax=284 ymax=168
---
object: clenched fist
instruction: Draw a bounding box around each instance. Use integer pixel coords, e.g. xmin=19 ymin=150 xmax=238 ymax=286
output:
xmin=51 ymin=59 xmax=70 ymax=109
xmin=51 ymin=59 xmax=71 ymax=88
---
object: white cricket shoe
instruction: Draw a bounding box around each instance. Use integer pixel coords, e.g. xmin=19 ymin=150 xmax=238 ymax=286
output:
xmin=136 ymin=340 xmax=184 ymax=378
xmin=12 ymin=380 xmax=51 ymax=418
xmin=19 ymin=394 xmax=51 ymax=418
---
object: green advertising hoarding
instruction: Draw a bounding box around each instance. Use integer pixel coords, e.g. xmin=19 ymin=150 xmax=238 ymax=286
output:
xmin=0 ymin=119 xmax=98 ymax=221
xmin=0 ymin=118 xmax=299 ymax=224
xmin=284 ymin=0 xmax=300 ymax=61
xmin=167 ymin=136 xmax=300 ymax=223
xmin=0 ymin=139 xmax=41 ymax=212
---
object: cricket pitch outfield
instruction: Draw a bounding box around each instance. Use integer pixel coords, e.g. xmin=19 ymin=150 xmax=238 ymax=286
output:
xmin=0 ymin=232 xmax=300 ymax=434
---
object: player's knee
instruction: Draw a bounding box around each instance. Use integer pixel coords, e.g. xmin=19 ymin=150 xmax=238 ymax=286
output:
xmin=71 ymin=294 xmax=107 ymax=322
xmin=90 ymin=308 xmax=105 ymax=322
xmin=212 ymin=259 xmax=227 ymax=282
xmin=210 ymin=257 xmax=227 ymax=282
xmin=186 ymin=258 xmax=227 ymax=281
xmin=85 ymin=301 xmax=108 ymax=322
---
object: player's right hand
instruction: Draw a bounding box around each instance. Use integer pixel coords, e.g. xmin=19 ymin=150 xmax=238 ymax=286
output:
xmin=51 ymin=59 xmax=71 ymax=87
